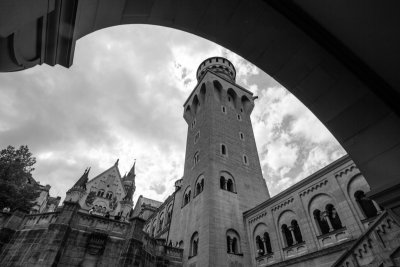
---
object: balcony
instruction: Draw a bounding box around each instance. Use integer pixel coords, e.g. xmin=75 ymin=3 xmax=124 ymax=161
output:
xmin=256 ymin=252 xmax=274 ymax=266
xmin=317 ymin=227 xmax=350 ymax=248
xmin=282 ymin=241 xmax=307 ymax=259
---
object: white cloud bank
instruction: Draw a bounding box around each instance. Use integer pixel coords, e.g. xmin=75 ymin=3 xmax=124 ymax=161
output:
xmin=0 ymin=25 xmax=345 ymax=203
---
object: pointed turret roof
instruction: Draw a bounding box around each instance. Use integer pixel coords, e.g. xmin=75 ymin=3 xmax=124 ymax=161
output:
xmin=71 ymin=167 xmax=90 ymax=191
xmin=124 ymin=159 xmax=136 ymax=182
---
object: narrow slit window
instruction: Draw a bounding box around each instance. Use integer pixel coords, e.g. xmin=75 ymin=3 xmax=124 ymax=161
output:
xmin=243 ymin=155 xmax=248 ymax=165
xmin=221 ymin=144 xmax=227 ymax=155
xmin=221 ymin=106 xmax=226 ymax=114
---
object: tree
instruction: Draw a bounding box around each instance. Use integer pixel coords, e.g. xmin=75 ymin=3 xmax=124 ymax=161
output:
xmin=0 ymin=145 xmax=40 ymax=212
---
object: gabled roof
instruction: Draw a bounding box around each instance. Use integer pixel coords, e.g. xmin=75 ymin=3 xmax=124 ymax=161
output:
xmin=86 ymin=161 xmax=126 ymax=195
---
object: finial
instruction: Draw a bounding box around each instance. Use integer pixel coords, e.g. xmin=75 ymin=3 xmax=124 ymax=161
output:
xmin=115 ymin=159 xmax=119 ymax=166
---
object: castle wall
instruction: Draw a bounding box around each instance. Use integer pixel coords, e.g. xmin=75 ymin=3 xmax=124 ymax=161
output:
xmin=244 ymin=156 xmax=385 ymax=267
xmin=0 ymin=202 xmax=183 ymax=266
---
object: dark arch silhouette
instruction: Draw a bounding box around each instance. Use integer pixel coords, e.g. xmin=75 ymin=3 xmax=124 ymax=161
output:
xmin=1 ymin=1 xmax=400 ymax=215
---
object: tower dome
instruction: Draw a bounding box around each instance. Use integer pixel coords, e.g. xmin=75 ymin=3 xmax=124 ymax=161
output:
xmin=196 ymin=57 xmax=236 ymax=82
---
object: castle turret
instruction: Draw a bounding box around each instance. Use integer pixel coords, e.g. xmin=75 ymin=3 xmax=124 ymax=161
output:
xmin=119 ymin=160 xmax=136 ymax=219
xmin=65 ymin=168 xmax=90 ymax=203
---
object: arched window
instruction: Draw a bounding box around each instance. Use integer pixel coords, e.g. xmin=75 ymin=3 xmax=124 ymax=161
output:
xmin=106 ymin=191 xmax=113 ymax=199
xmin=226 ymin=229 xmax=241 ymax=255
xmin=256 ymin=235 xmax=264 ymax=255
xmin=183 ymin=187 xmax=191 ymax=206
xmin=167 ymin=205 xmax=173 ymax=224
xmin=190 ymin=232 xmax=199 ymax=257
xmin=232 ymin=237 xmax=238 ymax=254
xmin=193 ymin=151 xmax=200 ymax=166
xmin=221 ymin=144 xmax=227 ymax=155
xmin=281 ymin=224 xmax=293 ymax=247
xmin=263 ymin=232 xmax=272 ymax=254
xmin=326 ymin=204 xmax=343 ymax=230
xmin=227 ymin=179 xmax=234 ymax=192
xmin=220 ymin=176 xmax=226 ymax=190
xmin=159 ymin=213 xmax=164 ymax=231
xmin=179 ymin=240 xmax=184 ymax=248
xmin=195 ymin=175 xmax=204 ymax=196
xmin=97 ymin=190 xmax=105 ymax=197
xmin=291 ymin=220 xmax=303 ymax=243
xmin=194 ymin=131 xmax=200 ymax=144
xmin=213 ymin=80 xmax=223 ymax=102
xmin=239 ymin=132 xmax=244 ymax=140
xmin=220 ymin=172 xmax=236 ymax=193
xmin=313 ymin=209 xmax=330 ymax=235
xmin=227 ymin=88 xmax=237 ymax=109
xmin=354 ymin=190 xmax=378 ymax=219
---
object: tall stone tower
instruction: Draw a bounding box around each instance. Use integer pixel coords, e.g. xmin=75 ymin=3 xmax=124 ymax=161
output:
xmin=169 ymin=57 xmax=270 ymax=266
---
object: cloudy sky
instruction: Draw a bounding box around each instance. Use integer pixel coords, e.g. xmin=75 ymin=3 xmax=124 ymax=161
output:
xmin=0 ymin=25 xmax=346 ymax=203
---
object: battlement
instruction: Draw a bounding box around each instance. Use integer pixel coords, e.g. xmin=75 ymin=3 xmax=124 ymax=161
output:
xmin=196 ymin=56 xmax=236 ymax=82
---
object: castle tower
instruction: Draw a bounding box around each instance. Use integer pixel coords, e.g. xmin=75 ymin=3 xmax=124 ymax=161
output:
xmin=119 ymin=160 xmax=136 ymax=219
xmin=65 ymin=168 xmax=90 ymax=203
xmin=168 ymin=57 xmax=270 ymax=266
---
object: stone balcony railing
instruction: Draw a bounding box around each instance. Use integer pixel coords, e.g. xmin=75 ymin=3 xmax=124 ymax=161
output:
xmin=256 ymin=252 xmax=275 ymax=266
xmin=332 ymin=211 xmax=400 ymax=267
xmin=21 ymin=212 xmax=59 ymax=229
xmin=317 ymin=227 xmax=351 ymax=248
xmin=75 ymin=211 xmax=130 ymax=237
xmin=282 ymin=241 xmax=308 ymax=259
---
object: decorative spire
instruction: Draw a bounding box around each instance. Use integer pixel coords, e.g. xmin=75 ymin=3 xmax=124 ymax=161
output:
xmin=71 ymin=167 xmax=90 ymax=191
xmin=125 ymin=159 xmax=136 ymax=181
xmin=115 ymin=158 xmax=119 ymax=166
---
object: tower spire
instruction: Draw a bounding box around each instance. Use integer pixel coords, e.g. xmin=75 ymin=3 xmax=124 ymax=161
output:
xmin=65 ymin=167 xmax=90 ymax=203
xmin=70 ymin=167 xmax=90 ymax=191
xmin=125 ymin=159 xmax=136 ymax=181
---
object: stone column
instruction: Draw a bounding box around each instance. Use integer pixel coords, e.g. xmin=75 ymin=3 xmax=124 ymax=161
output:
xmin=228 ymin=238 xmax=233 ymax=253
xmin=322 ymin=211 xmax=333 ymax=232
xmin=372 ymin=201 xmax=382 ymax=215
xmin=288 ymin=226 xmax=297 ymax=244
xmin=262 ymin=238 xmax=268 ymax=254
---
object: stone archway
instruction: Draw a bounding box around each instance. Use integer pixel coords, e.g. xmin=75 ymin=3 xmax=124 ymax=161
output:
xmin=1 ymin=0 xmax=400 ymax=219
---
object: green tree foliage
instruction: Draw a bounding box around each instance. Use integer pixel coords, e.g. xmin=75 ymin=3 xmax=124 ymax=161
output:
xmin=0 ymin=145 xmax=40 ymax=212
